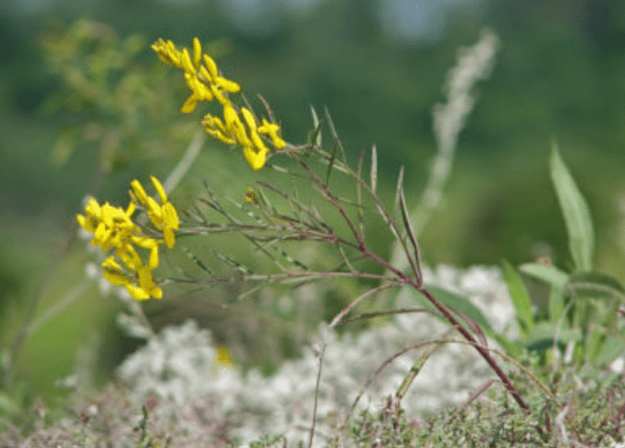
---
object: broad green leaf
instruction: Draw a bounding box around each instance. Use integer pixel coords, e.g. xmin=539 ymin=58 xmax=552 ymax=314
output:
xmin=550 ymin=142 xmax=594 ymax=272
xmin=501 ymin=260 xmax=535 ymax=338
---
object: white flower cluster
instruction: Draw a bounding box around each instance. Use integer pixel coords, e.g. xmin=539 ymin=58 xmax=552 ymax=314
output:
xmin=117 ymin=265 xmax=517 ymax=446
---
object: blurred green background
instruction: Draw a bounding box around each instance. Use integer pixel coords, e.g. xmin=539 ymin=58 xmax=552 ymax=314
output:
xmin=2 ymin=0 xmax=625 ymax=403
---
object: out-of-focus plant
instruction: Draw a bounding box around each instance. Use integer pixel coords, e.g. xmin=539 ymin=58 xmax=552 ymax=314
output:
xmin=39 ymin=20 xmax=230 ymax=173
xmin=501 ymin=142 xmax=625 ymax=371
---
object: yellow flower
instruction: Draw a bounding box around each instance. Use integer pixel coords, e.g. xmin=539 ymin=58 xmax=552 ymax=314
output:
xmin=258 ymin=119 xmax=286 ymax=149
xmin=102 ymin=256 xmax=131 ymax=286
xmin=152 ymin=37 xmax=240 ymax=112
xmin=78 ymin=176 xmax=178 ymax=300
xmin=202 ymin=113 xmax=237 ymax=145
xmin=153 ymin=36 xmax=286 ymax=170
xmin=131 ymin=265 xmax=163 ymax=300
xmin=131 ymin=177 xmax=180 ymax=249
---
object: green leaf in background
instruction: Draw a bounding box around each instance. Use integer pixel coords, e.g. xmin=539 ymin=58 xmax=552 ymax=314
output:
xmin=525 ymin=321 xmax=582 ymax=352
xmin=415 ymin=286 xmax=494 ymax=338
xmin=519 ymin=263 xmax=569 ymax=290
xmin=550 ymin=141 xmax=594 ymax=272
xmin=309 ymin=105 xmax=322 ymax=147
xmin=418 ymin=286 xmax=522 ymax=355
xmin=593 ymin=336 xmax=625 ymax=366
xmin=520 ymin=262 xmax=569 ymax=324
xmin=501 ymin=260 xmax=535 ymax=338
xmin=564 ymin=271 xmax=625 ymax=303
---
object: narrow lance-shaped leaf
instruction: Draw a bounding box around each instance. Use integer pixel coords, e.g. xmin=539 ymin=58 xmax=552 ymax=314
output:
xmin=550 ymin=141 xmax=594 ymax=272
xmin=324 ymin=107 xmax=346 ymax=185
xmin=370 ymin=144 xmax=378 ymax=194
xmin=564 ymin=271 xmax=625 ymax=303
xmin=395 ymin=340 xmax=445 ymax=403
xmin=501 ymin=259 xmax=534 ymax=338
xmin=309 ymin=105 xmax=322 ymax=147
xmin=397 ymin=169 xmax=422 ymax=285
xmin=181 ymin=246 xmax=212 ymax=274
xmin=214 ymin=251 xmax=253 ymax=275
xmin=356 ymin=149 xmax=365 ymax=243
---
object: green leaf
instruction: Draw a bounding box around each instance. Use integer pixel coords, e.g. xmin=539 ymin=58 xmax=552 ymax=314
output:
xmin=525 ymin=321 xmax=582 ymax=353
xmin=564 ymin=271 xmax=625 ymax=302
xmin=370 ymin=144 xmax=378 ymax=194
xmin=309 ymin=105 xmax=322 ymax=147
xmin=550 ymin=141 xmax=594 ymax=272
xmin=397 ymin=168 xmax=421 ymax=281
xmin=594 ymin=336 xmax=625 ymax=366
xmin=520 ymin=262 xmax=569 ymax=324
xmin=181 ymin=246 xmax=212 ymax=274
xmin=501 ymin=260 xmax=535 ymax=338
xmin=214 ymin=251 xmax=253 ymax=275
xmin=415 ymin=286 xmax=495 ymax=337
xmin=519 ymin=263 xmax=569 ymax=289
xmin=417 ymin=286 xmax=522 ymax=356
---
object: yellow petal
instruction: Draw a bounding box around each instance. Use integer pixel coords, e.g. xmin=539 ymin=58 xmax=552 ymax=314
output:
xmin=181 ymin=95 xmax=198 ymax=114
xmin=180 ymin=48 xmax=195 ymax=74
xmin=85 ymin=198 xmax=102 ymax=218
xmin=203 ymin=54 xmax=218 ymax=80
xmin=148 ymin=246 xmax=159 ymax=270
xmin=192 ymin=37 xmax=202 ymax=67
xmin=150 ymin=176 xmax=168 ymax=204
xmin=216 ymin=76 xmax=241 ymax=93
xmin=103 ymin=269 xmax=130 ymax=286
xmin=162 ymin=203 xmax=180 ymax=230
xmin=76 ymin=214 xmax=95 ymax=233
xmin=146 ymin=197 xmax=163 ymax=222
xmin=241 ymin=108 xmax=257 ymax=133
xmin=243 ymin=146 xmax=267 ymax=170
xmin=126 ymin=284 xmax=150 ymax=300
xmin=131 ymin=180 xmax=148 ymax=204
xmin=164 ymin=228 xmax=176 ymax=249
xmin=151 ymin=287 xmax=163 ymax=299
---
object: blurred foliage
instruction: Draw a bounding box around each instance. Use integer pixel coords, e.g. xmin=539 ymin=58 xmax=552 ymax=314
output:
xmin=2 ymin=0 xmax=625 ymax=403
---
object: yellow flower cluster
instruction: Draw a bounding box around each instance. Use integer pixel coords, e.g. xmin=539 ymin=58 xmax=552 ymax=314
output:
xmin=77 ymin=176 xmax=179 ymax=300
xmin=151 ymin=37 xmax=286 ymax=170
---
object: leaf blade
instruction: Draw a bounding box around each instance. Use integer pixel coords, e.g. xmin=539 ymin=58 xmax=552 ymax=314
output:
xmin=501 ymin=259 xmax=535 ymax=338
xmin=550 ymin=141 xmax=594 ymax=272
